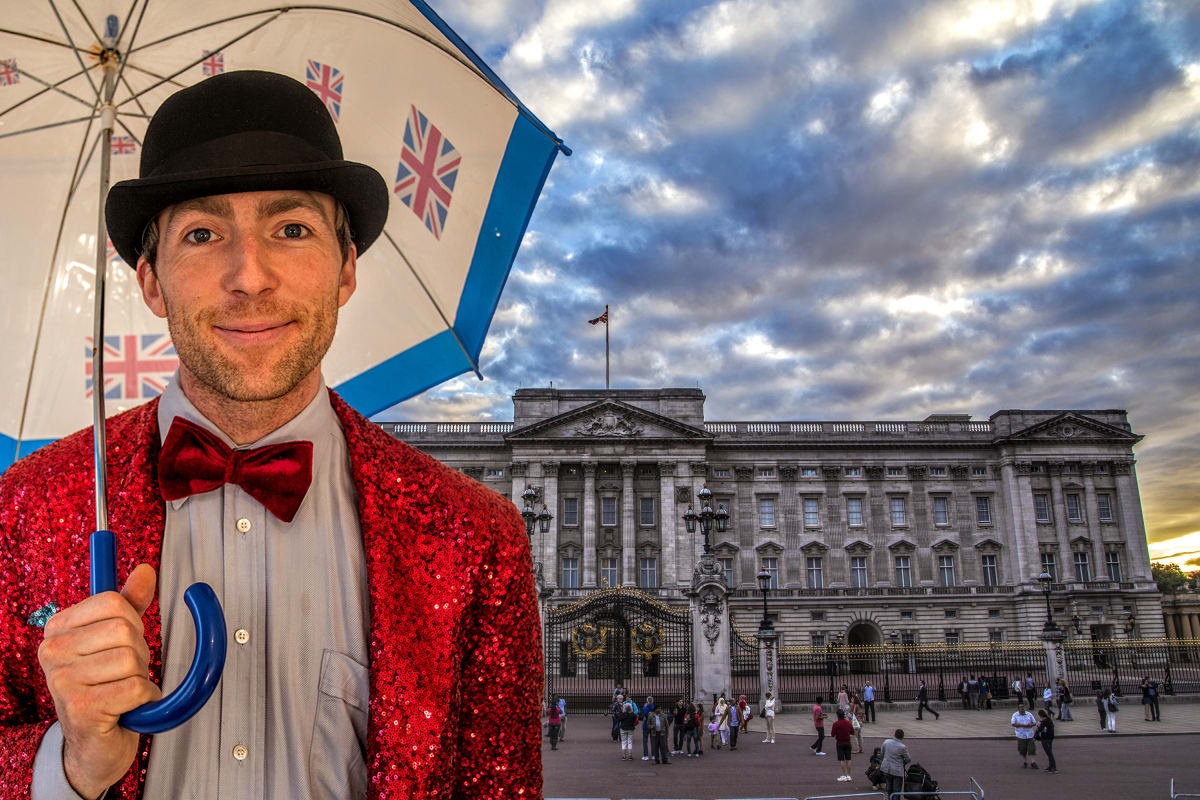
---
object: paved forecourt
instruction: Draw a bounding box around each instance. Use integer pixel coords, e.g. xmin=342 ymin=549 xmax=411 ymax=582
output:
xmin=543 ymin=712 xmax=1200 ymax=800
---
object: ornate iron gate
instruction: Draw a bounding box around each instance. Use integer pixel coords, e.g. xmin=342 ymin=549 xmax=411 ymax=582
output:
xmin=545 ymin=588 xmax=693 ymax=713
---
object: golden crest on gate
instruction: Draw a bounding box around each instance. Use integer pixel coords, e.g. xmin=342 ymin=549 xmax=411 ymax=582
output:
xmin=632 ymin=621 xmax=664 ymax=657
xmin=572 ymin=622 xmax=607 ymax=659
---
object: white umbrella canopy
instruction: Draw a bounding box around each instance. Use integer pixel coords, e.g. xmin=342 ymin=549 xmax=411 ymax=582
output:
xmin=0 ymin=0 xmax=568 ymax=467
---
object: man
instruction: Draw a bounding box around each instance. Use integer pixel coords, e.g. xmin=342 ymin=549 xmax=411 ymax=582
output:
xmin=916 ymin=679 xmax=939 ymax=720
xmin=831 ymin=709 xmax=855 ymax=782
xmin=611 ymin=694 xmax=625 ymax=742
xmin=862 ymin=680 xmax=876 ymax=722
xmin=968 ymin=674 xmax=980 ymax=710
xmin=639 ymin=696 xmax=656 ymax=760
xmin=649 ymin=707 xmax=671 ymax=765
xmin=880 ymin=729 xmax=910 ymax=799
xmin=1 ymin=71 xmax=539 ymax=799
xmin=1025 ymin=673 xmax=1037 ymax=709
xmin=1011 ymin=702 xmax=1039 ymax=769
xmin=810 ymin=696 xmax=827 ymax=755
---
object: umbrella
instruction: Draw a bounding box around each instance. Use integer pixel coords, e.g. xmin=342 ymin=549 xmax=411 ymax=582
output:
xmin=1 ymin=1 xmax=567 ymax=732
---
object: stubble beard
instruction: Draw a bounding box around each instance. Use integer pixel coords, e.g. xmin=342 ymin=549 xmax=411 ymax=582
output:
xmin=161 ymin=288 xmax=339 ymax=403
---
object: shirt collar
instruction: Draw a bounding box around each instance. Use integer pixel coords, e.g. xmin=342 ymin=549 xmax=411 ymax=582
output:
xmin=157 ymin=370 xmax=338 ymax=510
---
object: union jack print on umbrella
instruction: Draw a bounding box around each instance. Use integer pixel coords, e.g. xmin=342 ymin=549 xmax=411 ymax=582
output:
xmin=105 ymin=238 xmax=123 ymax=265
xmin=305 ymin=59 xmax=343 ymax=121
xmin=202 ymin=50 xmax=224 ymax=77
xmin=111 ymin=135 xmax=137 ymax=155
xmin=84 ymin=334 xmax=178 ymax=400
xmin=0 ymin=59 xmax=18 ymax=86
xmin=394 ymin=104 xmax=461 ymax=239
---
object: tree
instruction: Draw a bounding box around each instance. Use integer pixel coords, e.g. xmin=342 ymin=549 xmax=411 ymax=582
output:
xmin=1152 ymin=562 xmax=1188 ymax=594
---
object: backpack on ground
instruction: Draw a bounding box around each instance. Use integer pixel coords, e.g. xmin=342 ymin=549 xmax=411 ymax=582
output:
xmin=905 ymin=763 xmax=940 ymax=799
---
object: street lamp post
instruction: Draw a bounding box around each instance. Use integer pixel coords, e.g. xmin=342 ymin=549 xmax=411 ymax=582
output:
xmin=1037 ymin=571 xmax=1059 ymax=634
xmin=884 ymin=630 xmax=898 ymax=703
xmin=756 ymin=565 xmax=773 ymax=630
xmin=520 ymin=486 xmax=539 ymax=538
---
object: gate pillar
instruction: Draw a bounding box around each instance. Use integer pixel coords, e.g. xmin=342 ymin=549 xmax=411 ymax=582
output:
xmin=689 ymin=551 xmax=732 ymax=709
xmin=757 ymin=625 xmax=780 ymax=713
xmin=1042 ymin=626 xmax=1067 ymax=689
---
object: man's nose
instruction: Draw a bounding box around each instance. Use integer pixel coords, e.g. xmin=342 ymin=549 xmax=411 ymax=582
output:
xmin=223 ymin=233 xmax=278 ymax=295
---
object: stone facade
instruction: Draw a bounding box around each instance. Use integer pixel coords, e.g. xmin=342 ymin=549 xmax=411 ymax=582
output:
xmin=1163 ymin=592 xmax=1200 ymax=640
xmin=380 ymin=388 xmax=1164 ymax=646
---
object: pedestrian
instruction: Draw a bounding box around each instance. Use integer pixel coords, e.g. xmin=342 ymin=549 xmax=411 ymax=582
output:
xmin=958 ymin=675 xmax=970 ymax=709
xmin=727 ymin=696 xmax=740 ymax=750
xmin=639 ymin=696 xmax=656 ymax=760
xmin=1035 ymin=709 xmax=1057 ymax=773
xmin=837 ymin=684 xmax=850 ymax=717
xmin=850 ymin=693 xmax=865 ymax=753
xmin=1106 ymin=688 xmax=1119 ymax=733
xmin=650 ymin=706 xmax=671 ymax=764
xmin=831 ymin=709 xmax=855 ymax=782
xmin=716 ymin=696 xmax=732 ymax=749
xmin=610 ymin=694 xmax=624 ymax=741
xmin=762 ymin=691 xmax=778 ymax=743
xmin=1012 ymin=677 xmax=1024 ymax=702
xmin=673 ymin=698 xmax=688 ymax=754
xmin=1042 ymin=685 xmax=1054 ymax=716
xmin=980 ymin=676 xmax=993 ymax=710
xmin=1096 ymin=689 xmax=1108 ymax=731
xmin=1056 ymin=679 xmax=1073 ymax=721
xmin=1025 ymin=673 xmax=1037 ymax=709
xmin=618 ymin=702 xmax=638 ymax=760
xmin=556 ymin=695 xmax=567 ymax=741
xmin=916 ymin=679 xmax=939 ymax=720
xmin=968 ymin=674 xmax=980 ymax=710
xmin=880 ymin=729 xmax=911 ymax=799
xmin=738 ymin=693 xmax=751 ymax=734
xmin=810 ymin=696 xmax=827 ymax=755
xmin=1011 ymin=702 xmax=1038 ymax=769
xmin=546 ymin=702 xmax=562 ymax=751
xmin=863 ymin=680 xmax=876 ymax=722
xmin=709 ymin=711 xmax=720 ymax=750
xmin=685 ymin=703 xmax=703 ymax=757
xmin=1142 ymin=677 xmax=1161 ymax=722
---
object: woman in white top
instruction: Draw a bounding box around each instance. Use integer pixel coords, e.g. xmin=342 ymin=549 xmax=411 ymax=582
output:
xmin=762 ymin=691 xmax=778 ymax=743
xmin=837 ymin=685 xmax=851 ymax=716
xmin=716 ymin=698 xmax=732 ymax=748
xmin=1106 ymin=689 xmax=1119 ymax=732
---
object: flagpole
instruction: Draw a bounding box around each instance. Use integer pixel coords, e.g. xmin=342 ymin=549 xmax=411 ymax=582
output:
xmin=605 ymin=304 xmax=610 ymax=390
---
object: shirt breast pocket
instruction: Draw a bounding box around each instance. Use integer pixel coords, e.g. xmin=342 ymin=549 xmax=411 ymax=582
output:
xmin=309 ymin=649 xmax=369 ymax=800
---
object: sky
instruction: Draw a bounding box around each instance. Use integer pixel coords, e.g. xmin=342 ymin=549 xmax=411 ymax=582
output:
xmin=376 ymin=0 xmax=1200 ymax=565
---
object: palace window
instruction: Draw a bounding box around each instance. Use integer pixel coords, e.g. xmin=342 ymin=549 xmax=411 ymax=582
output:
xmin=714 ymin=468 xmax=730 ymax=478
xmin=1073 ymin=551 xmax=1091 ymax=583
xmin=561 ymin=557 xmax=579 ymax=589
xmin=811 ymin=610 xmax=826 ymax=621
xmin=900 ymin=610 xmax=914 ymax=621
xmin=804 ymin=497 xmax=820 ymax=527
xmin=945 ymin=630 xmax=960 ymax=645
xmin=887 ymin=467 xmax=904 ymax=477
xmin=1040 ymin=552 xmax=1057 ymax=582
xmin=486 ymin=468 xmax=504 ymax=479
xmin=759 ymin=498 xmax=776 ymax=528
xmin=933 ymin=496 xmax=949 ymax=525
xmin=801 ymin=467 xmax=818 ymax=477
xmin=845 ymin=467 xmax=862 ymax=477
xmin=894 ymin=555 xmax=912 ymax=588
xmin=562 ymin=497 xmax=579 ymax=526
xmin=938 ymin=555 xmax=956 ymax=587
xmin=639 ymin=496 xmax=656 ymax=526
xmin=930 ymin=466 xmax=947 ymax=477
xmin=847 ymin=497 xmax=864 ymax=526
xmin=1066 ymin=493 xmax=1083 ymax=522
xmin=600 ymin=558 xmax=619 ymax=588
xmin=851 ymin=556 xmax=868 ymax=588
xmin=759 ymin=468 xmax=775 ymax=478
xmin=981 ymin=554 xmax=999 ymax=586
xmin=944 ymin=608 xmax=958 ymax=619
xmin=601 ymin=496 xmax=617 ymax=526
xmin=890 ymin=497 xmax=907 ymax=526
xmin=1034 ymin=493 xmax=1051 ymax=523
xmin=806 ymin=557 xmax=823 ymax=589
xmin=1098 ymin=493 xmax=1114 ymax=522
xmin=763 ymin=557 xmax=781 ymax=589
xmin=639 ymin=557 xmax=658 ymax=588
xmin=989 ymin=630 xmax=1004 ymax=642
xmin=1096 ymin=463 xmax=1108 ymax=474
xmin=718 ymin=557 xmax=734 ymax=588
xmin=988 ymin=608 xmax=1002 ymax=618
xmin=972 ymin=466 xmax=987 ymax=477
xmin=976 ymin=496 xmax=992 ymax=525
xmin=1106 ymin=551 xmax=1122 ymax=582
xmin=812 ymin=634 xmax=826 ymax=647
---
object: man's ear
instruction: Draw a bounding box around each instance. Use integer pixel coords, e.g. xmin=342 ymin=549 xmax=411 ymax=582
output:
xmin=337 ymin=243 xmax=357 ymax=308
xmin=137 ymin=257 xmax=168 ymax=319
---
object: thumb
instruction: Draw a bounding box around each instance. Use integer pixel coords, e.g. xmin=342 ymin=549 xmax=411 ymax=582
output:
xmin=120 ymin=563 xmax=158 ymax=618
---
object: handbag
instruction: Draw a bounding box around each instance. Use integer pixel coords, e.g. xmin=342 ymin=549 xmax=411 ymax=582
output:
xmin=852 ymin=715 xmax=861 ymax=730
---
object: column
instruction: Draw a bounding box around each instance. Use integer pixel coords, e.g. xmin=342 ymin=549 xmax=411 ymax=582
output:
xmin=735 ymin=465 xmax=755 ymax=587
xmin=691 ymin=566 xmax=731 ymax=708
xmin=582 ymin=461 xmax=597 ymax=588
xmin=621 ymin=461 xmax=636 ymax=587
xmin=659 ymin=460 xmax=678 ymax=588
xmin=1047 ymin=463 xmax=1076 ymax=580
xmin=1165 ymin=613 xmax=1178 ymax=640
xmin=509 ymin=461 xmax=527 ymax=507
xmin=822 ymin=466 xmax=845 ymax=586
xmin=1190 ymin=614 xmax=1200 ymax=641
xmin=865 ymin=466 xmax=889 ymax=583
xmin=541 ymin=461 xmax=560 ymax=588
xmin=950 ymin=465 xmax=978 ymax=584
xmin=1080 ymin=464 xmax=1107 ymax=583
xmin=780 ymin=465 xmax=801 ymax=587
xmin=998 ymin=460 xmax=1035 ymax=586
xmin=1114 ymin=460 xmax=1152 ymax=581
xmin=907 ymin=465 xmax=931 ymax=585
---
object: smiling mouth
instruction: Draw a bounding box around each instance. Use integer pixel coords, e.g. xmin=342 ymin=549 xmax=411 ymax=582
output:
xmin=214 ymin=321 xmax=295 ymax=342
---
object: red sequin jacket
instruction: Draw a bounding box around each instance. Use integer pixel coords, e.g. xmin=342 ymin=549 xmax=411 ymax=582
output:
xmin=0 ymin=392 xmax=543 ymax=799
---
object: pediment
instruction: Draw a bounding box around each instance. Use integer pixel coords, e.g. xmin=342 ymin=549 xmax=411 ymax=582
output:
xmin=1003 ymin=412 xmax=1139 ymax=443
xmin=973 ymin=537 xmax=1003 ymax=551
xmin=506 ymin=398 xmax=711 ymax=441
xmin=931 ymin=537 xmax=960 ymax=551
xmin=799 ymin=538 xmax=828 ymax=554
xmin=1070 ymin=535 xmax=1093 ymax=547
xmin=758 ymin=538 xmax=787 ymax=553
xmin=887 ymin=537 xmax=917 ymax=552
xmin=844 ymin=539 xmax=874 ymax=552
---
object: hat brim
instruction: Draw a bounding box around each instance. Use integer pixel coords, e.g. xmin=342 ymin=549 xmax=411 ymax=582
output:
xmin=105 ymin=160 xmax=389 ymax=267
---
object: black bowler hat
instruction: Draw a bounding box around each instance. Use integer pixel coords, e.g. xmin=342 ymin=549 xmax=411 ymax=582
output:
xmin=105 ymin=70 xmax=389 ymax=266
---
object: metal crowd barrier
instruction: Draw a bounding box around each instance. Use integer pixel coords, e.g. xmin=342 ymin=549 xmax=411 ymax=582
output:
xmin=1172 ymin=778 xmax=1200 ymax=798
xmin=803 ymin=793 xmax=887 ymax=800
xmin=889 ymin=776 xmax=984 ymax=800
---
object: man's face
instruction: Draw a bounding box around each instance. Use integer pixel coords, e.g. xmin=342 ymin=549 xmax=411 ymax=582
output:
xmin=137 ymin=190 xmax=356 ymax=403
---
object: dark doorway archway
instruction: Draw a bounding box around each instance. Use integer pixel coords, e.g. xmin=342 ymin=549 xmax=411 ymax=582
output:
xmin=847 ymin=622 xmax=882 ymax=673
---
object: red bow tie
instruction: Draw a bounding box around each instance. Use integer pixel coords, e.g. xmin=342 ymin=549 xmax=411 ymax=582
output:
xmin=158 ymin=416 xmax=313 ymax=523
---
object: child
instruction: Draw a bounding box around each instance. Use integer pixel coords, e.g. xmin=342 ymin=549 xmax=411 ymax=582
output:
xmin=709 ymin=713 xmax=720 ymax=750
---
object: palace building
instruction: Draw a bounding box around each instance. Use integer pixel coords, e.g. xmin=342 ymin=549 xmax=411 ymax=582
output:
xmin=380 ymin=387 xmax=1164 ymax=648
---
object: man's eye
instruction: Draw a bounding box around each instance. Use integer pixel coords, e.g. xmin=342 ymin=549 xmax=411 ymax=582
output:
xmin=184 ymin=228 xmax=213 ymax=244
xmin=282 ymin=223 xmax=308 ymax=238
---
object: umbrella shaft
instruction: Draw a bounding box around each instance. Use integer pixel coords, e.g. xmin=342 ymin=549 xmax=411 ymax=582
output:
xmin=91 ymin=58 xmax=119 ymax=531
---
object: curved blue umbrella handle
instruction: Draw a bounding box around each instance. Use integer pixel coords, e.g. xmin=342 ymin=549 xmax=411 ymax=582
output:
xmin=90 ymin=530 xmax=227 ymax=734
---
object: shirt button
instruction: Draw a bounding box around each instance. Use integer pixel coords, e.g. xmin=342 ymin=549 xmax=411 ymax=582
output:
xmin=232 ymin=744 xmax=248 ymax=761
xmin=236 ymin=518 xmax=252 ymax=533
xmin=234 ymin=628 xmax=250 ymax=645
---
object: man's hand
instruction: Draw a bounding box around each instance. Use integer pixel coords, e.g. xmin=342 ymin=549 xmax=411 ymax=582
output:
xmin=36 ymin=564 xmax=163 ymax=800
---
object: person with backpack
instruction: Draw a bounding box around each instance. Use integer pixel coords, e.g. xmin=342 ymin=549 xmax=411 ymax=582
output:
xmin=1035 ymin=709 xmax=1057 ymax=773
xmin=979 ymin=676 xmax=993 ymax=710
xmin=1106 ymin=688 xmax=1120 ymax=732
xmin=684 ymin=703 xmax=704 ymax=757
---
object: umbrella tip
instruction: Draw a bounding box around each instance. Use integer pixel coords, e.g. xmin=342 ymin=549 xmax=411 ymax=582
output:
xmin=105 ymin=14 xmax=119 ymax=42
xmin=556 ymin=140 xmax=573 ymax=157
